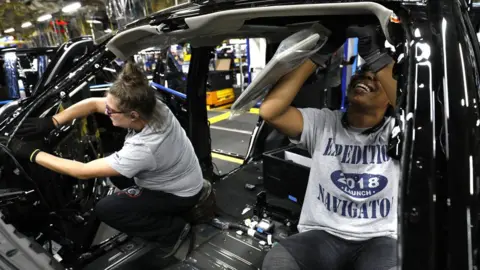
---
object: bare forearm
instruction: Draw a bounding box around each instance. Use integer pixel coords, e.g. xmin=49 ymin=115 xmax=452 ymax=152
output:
xmin=54 ymin=98 xmax=104 ymax=126
xmin=35 ymin=152 xmax=88 ymax=179
xmin=376 ymin=62 xmax=397 ymax=107
xmin=260 ymin=60 xmax=317 ymax=120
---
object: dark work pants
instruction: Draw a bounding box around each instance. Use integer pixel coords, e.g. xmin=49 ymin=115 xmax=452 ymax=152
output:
xmin=94 ymin=176 xmax=201 ymax=246
xmin=262 ymin=230 xmax=397 ymax=270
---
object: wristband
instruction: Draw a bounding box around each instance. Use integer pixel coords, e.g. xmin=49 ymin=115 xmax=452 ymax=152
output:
xmin=30 ymin=149 xmax=41 ymax=163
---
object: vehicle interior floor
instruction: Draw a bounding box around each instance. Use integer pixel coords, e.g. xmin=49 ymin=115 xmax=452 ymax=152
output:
xmin=211 ymin=158 xmax=242 ymax=175
xmin=213 ymin=161 xmax=265 ymax=220
xmin=165 ymin=224 xmax=268 ymax=270
xmin=165 ymin=160 xmax=285 ymax=270
xmin=113 ymin=223 xmax=269 ymax=270
xmin=110 ymin=161 xmax=272 ymax=270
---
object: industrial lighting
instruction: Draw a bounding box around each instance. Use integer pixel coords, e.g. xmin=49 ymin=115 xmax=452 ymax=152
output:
xmin=86 ymin=20 xmax=102 ymax=25
xmin=4 ymin=28 xmax=14 ymax=33
xmin=37 ymin=14 xmax=52 ymax=22
xmin=21 ymin=22 xmax=32 ymax=28
xmin=62 ymin=2 xmax=81 ymax=13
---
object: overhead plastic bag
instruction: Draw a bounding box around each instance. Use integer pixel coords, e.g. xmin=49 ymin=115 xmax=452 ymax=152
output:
xmin=230 ymin=23 xmax=331 ymax=118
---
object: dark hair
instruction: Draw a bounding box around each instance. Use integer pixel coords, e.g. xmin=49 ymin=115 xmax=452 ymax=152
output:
xmin=108 ymin=62 xmax=157 ymax=121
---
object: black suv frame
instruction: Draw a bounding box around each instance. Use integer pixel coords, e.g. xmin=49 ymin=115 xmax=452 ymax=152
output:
xmin=0 ymin=0 xmax=479 ymax=269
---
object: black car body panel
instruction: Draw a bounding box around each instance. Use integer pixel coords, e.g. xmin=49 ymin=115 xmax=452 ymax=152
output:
xmin=0 ymin=0 xmax=478 ymax=269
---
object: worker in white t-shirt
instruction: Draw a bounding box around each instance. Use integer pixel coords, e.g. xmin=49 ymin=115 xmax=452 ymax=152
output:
xmin=261 ymin=25 xmax=399 ymax=270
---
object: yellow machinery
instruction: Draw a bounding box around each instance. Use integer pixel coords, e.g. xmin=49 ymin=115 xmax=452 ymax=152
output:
xmin=206 ymin=88 xmax=235 ymax=108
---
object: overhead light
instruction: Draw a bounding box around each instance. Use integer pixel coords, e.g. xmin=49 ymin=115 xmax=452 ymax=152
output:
xmin=62 ymin=2 xmax=81 ymax=13
xmin=37 ymin=14 xmax=52 ymax=22
xmin=4 ymin=28 xmax=14 ymax=33
xmin=86 ymin=20 xmax=102 ymax=25
xmin=104 ymin=29 xmax=112 ymax=33
xmin=21 ymin=22 xmax=32 ymax=28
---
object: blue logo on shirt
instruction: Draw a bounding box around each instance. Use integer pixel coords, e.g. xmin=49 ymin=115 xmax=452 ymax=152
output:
xmin=317 ymin=183 xmax=393 ymax=219
xmin=322 ymin=138 xmax=390 ymax=165
xmin=331 ymin=170 xmax=388 ymax=198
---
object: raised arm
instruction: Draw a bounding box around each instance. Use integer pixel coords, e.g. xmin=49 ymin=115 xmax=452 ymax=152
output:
xmin=259 ymin=60 xmax=317 ymax=138
xmin=15 ymin=97 xmax=108 ymax=138
xmin=53 ymin=97 xmax=107 ymax=126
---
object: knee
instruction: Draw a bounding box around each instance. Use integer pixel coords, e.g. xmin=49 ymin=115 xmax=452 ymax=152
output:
xmin=262 ymin=243 xmax=300 ymax=270
xmin=94 ymin=196 xmax=117 ymax=222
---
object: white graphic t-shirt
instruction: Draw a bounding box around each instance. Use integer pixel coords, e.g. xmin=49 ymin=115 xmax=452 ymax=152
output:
xmin=290 ymin=108 xmax=400 ymax=241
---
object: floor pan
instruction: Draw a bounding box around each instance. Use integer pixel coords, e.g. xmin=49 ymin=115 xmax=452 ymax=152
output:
xmin=166 ymin=225 xmax=269 ymax=270
xmin=88 ymin=162 xmax=274 ymax=270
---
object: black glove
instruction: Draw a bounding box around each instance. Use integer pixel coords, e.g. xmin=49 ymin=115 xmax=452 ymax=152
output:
xmin=309 ymin=24 xmax=349 ymax=68
xmin=310 ymin=53 xmax=330 ymax=69
xmin=346 ymin=25 xmax=393 ymax=73
xmin=0 ymin=137 xmax=41 ymax=163
xmin=16 ymin=117 xmax=57 ymax=137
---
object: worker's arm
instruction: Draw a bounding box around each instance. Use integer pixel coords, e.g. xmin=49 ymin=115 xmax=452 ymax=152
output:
xmin=53 ymin=97 xmax=107 ymax=126
xmin=15 ymin=97 xmax=108 ymax=138
xmin=259 ymin=60 xmax=317 ymax=138
xmin=3 ymin=136 xmax=152 ymax=181
xmin=376 ymin=62 xmax=397 ymax=107
xmin=35 ymin=152 xmax=120 ymax=180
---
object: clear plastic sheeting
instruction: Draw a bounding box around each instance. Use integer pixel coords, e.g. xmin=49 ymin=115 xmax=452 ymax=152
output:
xmin=230 ymin=24 xmax=331 ymax=118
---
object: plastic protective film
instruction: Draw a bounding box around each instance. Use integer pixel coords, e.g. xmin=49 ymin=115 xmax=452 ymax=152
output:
xmin=230 ymin=23 xmax=331 ymax=118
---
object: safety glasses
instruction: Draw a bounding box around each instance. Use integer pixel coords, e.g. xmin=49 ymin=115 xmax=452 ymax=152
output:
xmin=105 ymin=104 xmax=125 ymax=117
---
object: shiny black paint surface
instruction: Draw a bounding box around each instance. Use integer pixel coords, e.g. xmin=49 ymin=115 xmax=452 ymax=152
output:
xmin=439 ymin=0 xmax=480 ymax=268
xmin=0 ymin=0 xmax=479 ymax=268
xmin=396 ymin=5 xmax=439 ymax=270
xmin=32 ymin=36 xmax=95 ymax=96
xmin=380 ymin=1 xmax=480 ymax=268
xmin=0 ymin=45 xmax=115 ymax=135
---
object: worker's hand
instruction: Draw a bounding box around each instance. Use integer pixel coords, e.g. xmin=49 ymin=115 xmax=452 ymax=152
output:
xmin=310 ymin=39 xmax=345 ymax=69
xmin=16 ymin=117 xmax=57 ymax=137
xmin=346 ymin=25 xmax=393 ymax=73
xmin=0 ymin=137 xmax=42 ymax=163
xmin=309 ymin=34 xmax=347 ymax=68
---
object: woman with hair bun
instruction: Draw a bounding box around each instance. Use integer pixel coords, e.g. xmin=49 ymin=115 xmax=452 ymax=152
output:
xmin=5 ymin=62 xmax=204 ymax=258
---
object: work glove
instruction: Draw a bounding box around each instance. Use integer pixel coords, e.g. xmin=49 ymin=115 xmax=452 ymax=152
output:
xmin=309 ymin=37 xmax=345 ymax=69
xmin=0 ymin=136 xmax=42 ymax=163
xmin=310 ymin=53 xmax=330 ymax=69
xmin=309 ymin=25 xmax=347 ymax=68
xmin=346 ymin=25 xmax=393 ymax=73
xmin=16 ymin=117 xmax=57 ymax=137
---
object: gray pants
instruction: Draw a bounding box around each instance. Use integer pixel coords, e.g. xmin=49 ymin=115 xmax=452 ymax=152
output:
xmin=262 ymin=230 xmax=397 ymax=270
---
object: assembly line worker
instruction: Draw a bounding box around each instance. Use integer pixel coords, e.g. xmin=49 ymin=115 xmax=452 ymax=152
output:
xmin=260 ymin=25 xmax=399 ymax=270
xmin=2 ymin=62 xmax=203 ymax=258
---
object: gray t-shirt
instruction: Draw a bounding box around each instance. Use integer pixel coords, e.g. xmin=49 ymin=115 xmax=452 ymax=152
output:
xmin=290 ymin=108 xmax=400 ymax=241
xmin=106 ymin=101 xmax=203 ymax=197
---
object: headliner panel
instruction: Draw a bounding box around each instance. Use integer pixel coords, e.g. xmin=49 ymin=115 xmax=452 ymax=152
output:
xmin=107 ymin=2 xmax=395 ymax=60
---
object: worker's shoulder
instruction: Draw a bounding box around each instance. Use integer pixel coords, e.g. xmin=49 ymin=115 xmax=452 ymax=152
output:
xmin=298 ymin=107 xmax=342 ymax=119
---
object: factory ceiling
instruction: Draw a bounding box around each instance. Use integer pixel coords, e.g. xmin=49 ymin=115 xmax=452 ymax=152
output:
xmin=0 ymin=0 xmax=106 ymax=32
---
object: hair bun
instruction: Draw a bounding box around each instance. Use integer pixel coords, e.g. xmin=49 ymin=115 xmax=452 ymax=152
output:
xmin=119 ymin=62 xmax=147 ymax=85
